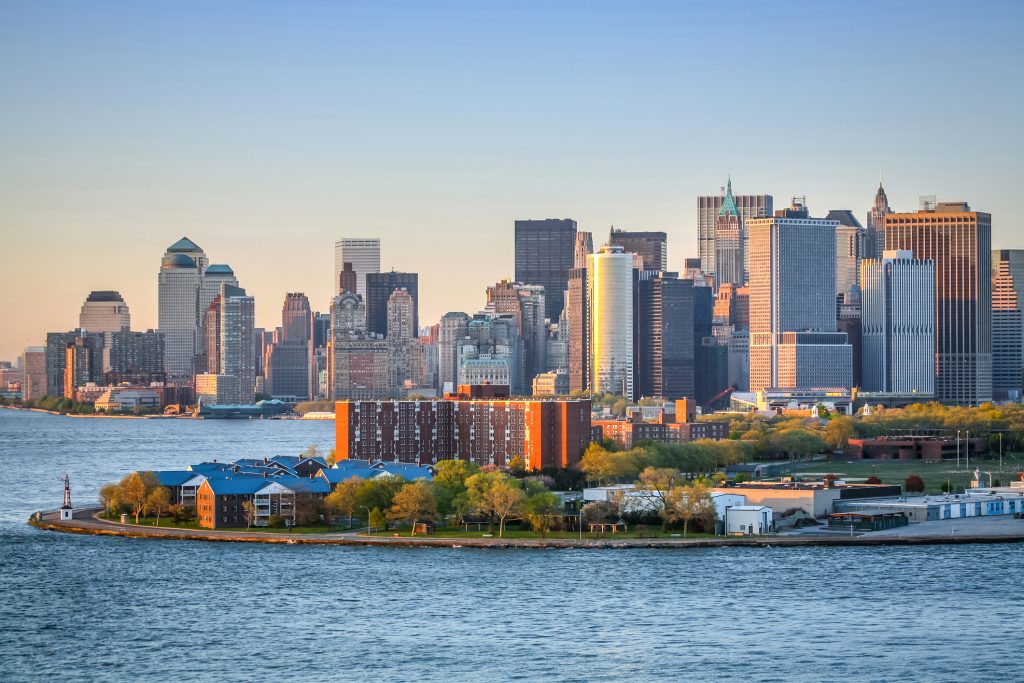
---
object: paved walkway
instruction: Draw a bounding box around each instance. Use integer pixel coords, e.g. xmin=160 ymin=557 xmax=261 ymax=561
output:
xmin=28 ymin=508 xmax=1024 ymax=549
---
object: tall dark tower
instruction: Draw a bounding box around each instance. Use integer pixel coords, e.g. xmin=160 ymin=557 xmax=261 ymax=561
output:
xmin=514 ymin=218 xmax=577 ymax=321
xmin=366 ymin=271 xmax=419 ymax=337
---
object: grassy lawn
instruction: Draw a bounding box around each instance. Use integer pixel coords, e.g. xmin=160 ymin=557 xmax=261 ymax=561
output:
xmin=102 ymin=514 xmax=331 ymax=534
xmin=790 ymin=455 xmax=1023 ymax=494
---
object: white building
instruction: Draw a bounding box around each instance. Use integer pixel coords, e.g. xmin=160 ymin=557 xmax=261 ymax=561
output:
xmin=334 ymin=238 xmax=381 ymax=299
xmin=588 ymin=243 xmax=634 ymax=398
xmin=724 ymin=505 xmax=773 ymax=535
xmin=95 ymin=388 xmax=161 ymax=412
xmin=861 ymin=250 xmax=936 ymax=394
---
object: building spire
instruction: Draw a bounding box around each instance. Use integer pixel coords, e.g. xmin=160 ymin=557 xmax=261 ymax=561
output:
xmin=719 ymin=175 xmax=738 ymax=217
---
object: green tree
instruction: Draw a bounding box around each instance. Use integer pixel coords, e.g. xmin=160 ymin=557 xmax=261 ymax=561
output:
xmin=663 ymin=481 xmax=717 ymax=536
xmin=524 ymin=491 xmax=560 ymax=537
xmin=466 ymin=471 xmax=524 ymax=538
xmin=433 ymin=459 xmax=481 ymax=516
xmin=355 ymin=475 xmax=406 ymax=513
xmin=99 ymin=482 xmax=121 ymax=518
xmin=325 ymin=477 xmax=363 ymax=526
xmin=121 ymin=471 xmax=158 ymax=524
xmin=388 ymin=481 xmax=439 ymax=536
xmin=145 ymin=486 xmax=172 ymax=526
xmin=507 ymin=456 xmax=527 ymax=477
xmin=368 ymin=506 xmax=386 ymax=532
xmin=824 ymin=416 xmax=855 ymax=450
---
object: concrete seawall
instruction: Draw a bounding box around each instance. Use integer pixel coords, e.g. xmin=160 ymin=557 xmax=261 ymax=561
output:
xmin=28 ymin=509 xmax=1024 ymax=550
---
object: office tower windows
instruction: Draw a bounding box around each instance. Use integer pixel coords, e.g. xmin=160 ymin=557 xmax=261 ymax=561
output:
xmin=515 ymin=218 xmax=577 ymax=320
xmin=748 ymin=210 xmax=852 ymax=391
xmin=885 ymin=202 xmax=992 ymax=405
xmin=334 ymin=238 xmax=380 ymax=298
xmin=698 ymin=180 xmax=772 ymax=282
xmin=861 ymin=251 xmax=935 ymax=395
xmin=825 ymin=210 xmax=866 ymax=296
xmin=366 ymin=271 xmax=418 ymax=338
xmin=992 ymin=250 xmax=1024 ymax=400
xmin=636 ymin=272 xmax=694 ymax=400
xmin=610 ymin=229 xmax=668 ymax=272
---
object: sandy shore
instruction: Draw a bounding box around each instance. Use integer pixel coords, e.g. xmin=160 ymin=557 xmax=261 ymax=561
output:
xmin=27 ymin=508 xmax=1024 ymax=549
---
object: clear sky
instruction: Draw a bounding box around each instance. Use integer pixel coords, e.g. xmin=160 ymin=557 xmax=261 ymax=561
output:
xmin=1 ymin=0 xmax=1022 ymax=361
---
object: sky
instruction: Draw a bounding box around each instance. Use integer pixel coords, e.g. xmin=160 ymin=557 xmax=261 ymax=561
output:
xmin=1 ymin=0 xmax=1023 ymax=361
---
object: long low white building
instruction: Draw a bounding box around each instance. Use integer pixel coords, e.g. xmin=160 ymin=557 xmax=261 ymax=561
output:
xmin=835 ymin=489 xmax=1024 ymax=523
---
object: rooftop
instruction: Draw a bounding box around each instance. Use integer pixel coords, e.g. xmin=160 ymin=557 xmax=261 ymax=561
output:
xmin=167 ymin=237 xmax=202 ymax=253
xmin=85 ymin=291 xmax=125 ymax=303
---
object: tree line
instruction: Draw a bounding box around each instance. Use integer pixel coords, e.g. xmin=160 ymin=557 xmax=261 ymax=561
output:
xmin=325 ymin=460 xmax=565 ymax=538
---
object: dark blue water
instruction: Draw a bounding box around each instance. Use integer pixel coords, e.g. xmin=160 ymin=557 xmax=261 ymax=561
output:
xmin=1 ymin=408 xmax=1021 ymax=682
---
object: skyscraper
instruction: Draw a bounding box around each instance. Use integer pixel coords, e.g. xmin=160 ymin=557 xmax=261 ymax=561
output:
xmin=281 ymin=293 xmax=312 ymax=344
xmin=565 ymin=267 xmax=589 ymax=393
xmin=485 ymin=280 xmax=548 ymax=389
xmin=78 ymin=291 xmax=131 ymax=333
xmin=21 ymin=347 xmax=46 ymax=401
xmin=221 ymin=285 xmax=256 ymax=403
xmin=515 ymin=218 xmax=577 ymax=320
xmin=338 ymin=261 xmax=358 ymax=295
xmin=158 ymin=238 xmax=206 ymax=382
xmin=588 ymin=244 xmax=634 ymax=398
xmin=865 ymin=183 xmax=891 ymax=260
xmin=334 ymin=238 xmax=380 ymax=299
xmin=748 ymin=207 xmax=852 ymax=391
xmin=636 ymin=272 xmax=694 ymax=400
xmin=438 ymin=312 xmax=470 ymax=393
xmin=713 ymin=180 xmax=743 ymax=287
xmin=107 ymin=330 xmax=165 ymax=380
xmin=698 ymin=180 xmax=772 ymax=281
xmin=825 ymin=210 xmax=866 ymax=296
xmin=885 ymin=202 xmax=992 ymax=405
xmin=366 ymin=271 xmax=418 ymax=338
xmin=861 ymin=251 xmax=935 ymax=395
xmin=264 ymin=293 xmax=312 ymax=401
xmin=610 ymin=229 xmax=668 ymax=272
xmin=387 ymin=288 xmax=416 ymax=396
xmin=992 ymin=250 xmax=1024 ymax=400
xmin=573 ymin=231 xmax=593 ymax=269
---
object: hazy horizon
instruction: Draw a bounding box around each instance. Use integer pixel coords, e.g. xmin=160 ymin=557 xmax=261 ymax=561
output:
xmin=2 ymin=0 xmax=1022 ymax=361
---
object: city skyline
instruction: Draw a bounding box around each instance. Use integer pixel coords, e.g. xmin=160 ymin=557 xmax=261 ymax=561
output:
xmin=2 ymin=1 xmax=1023 ymax=361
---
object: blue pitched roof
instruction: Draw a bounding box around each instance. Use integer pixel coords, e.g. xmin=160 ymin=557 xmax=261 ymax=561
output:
xmin=203 ymin=478 xmax=275 ymax=495
xmin=151 ymin=471 xmax=197 ymax=487
xmin=189 ymin=462 xmax=233 ymax=473
xmin=274 ymin=476 xmax=332 ymax=494
xmin=319 ymin=467 xmax=380 ymax=484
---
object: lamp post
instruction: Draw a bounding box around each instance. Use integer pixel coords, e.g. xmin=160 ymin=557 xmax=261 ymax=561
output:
xmin=956 ymin=430 xmax=961 ymax=469
xmin=966 ymin=430 xmax=970 ymax=469
xmin=360 ymin=505 xmax=371 ymax=535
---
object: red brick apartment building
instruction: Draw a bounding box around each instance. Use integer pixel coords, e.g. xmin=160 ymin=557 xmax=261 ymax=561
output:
xmin=334 ymin=384 xmax=591 ymax=470
xmin=592 ymin=399 xmax=728 ymax=449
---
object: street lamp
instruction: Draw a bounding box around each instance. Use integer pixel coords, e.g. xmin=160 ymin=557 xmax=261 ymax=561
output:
xmin=966 ymin=430 xmax=970 ymax=470
xmin=956 ymin=430 xmax=961 ymax=469
xmin=360 ymin=505 xmax=371 ymax=535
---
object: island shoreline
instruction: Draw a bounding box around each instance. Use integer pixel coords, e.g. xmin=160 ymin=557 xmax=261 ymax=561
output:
xmin=28 ymin=508 xmax=1024 ymax=549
